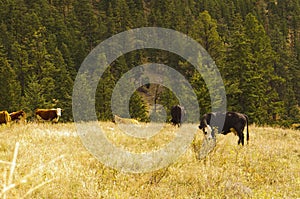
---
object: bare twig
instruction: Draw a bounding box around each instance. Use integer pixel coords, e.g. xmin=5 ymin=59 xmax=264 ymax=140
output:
xmin=1 ymin=183 xmax=17 ymax=197
xmin=8 ymin=142 xmax=19 ymax=185
xmin=1 ymin=142 xmax=19 ymax=198
xmin=1 ymin=150 xmax=65 ymax=198
xmin=21 ymin=178 xmax=56 ymax=199
xmin=2 ymin=167 xmax=7 ymax=199
xmin=0 ymin=160 xmax=15 ymax=165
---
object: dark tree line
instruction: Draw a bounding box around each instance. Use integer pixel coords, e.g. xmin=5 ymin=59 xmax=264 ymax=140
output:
xmin=0 ymin=0 xmax=299 ymax=126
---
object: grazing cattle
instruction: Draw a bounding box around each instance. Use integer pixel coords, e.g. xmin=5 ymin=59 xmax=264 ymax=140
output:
xmin=0 ymin=111 xmax=11 ymax=125
xmin=171 ymin=105 xmax=185 ymax=127
xmin=113 ymin=115 xmax=139 ymax=125
xmin=199 ymin=112 xmax=249 ymax=145
xmin=10 ymin=110 xmax=26 ymax=123
xmin=35 ymin=108 xmax=62 ymax=123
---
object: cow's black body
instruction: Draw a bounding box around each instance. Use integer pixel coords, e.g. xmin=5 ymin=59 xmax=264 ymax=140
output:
xmin=171 ymin=105 xmax=185 ymax=127
xmin=199 ymin=112 xmax=249 ymax=145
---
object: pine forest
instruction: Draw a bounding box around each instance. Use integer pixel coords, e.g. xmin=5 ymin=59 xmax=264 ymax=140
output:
xmin=0 ymin=0 xmax=299 ymax=127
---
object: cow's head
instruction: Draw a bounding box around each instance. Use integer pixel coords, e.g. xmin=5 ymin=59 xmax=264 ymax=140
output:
xmin=204 ymin=125 xmax=213 ymax=138
xmin=199 ymin=123 xmax=214 ymax=139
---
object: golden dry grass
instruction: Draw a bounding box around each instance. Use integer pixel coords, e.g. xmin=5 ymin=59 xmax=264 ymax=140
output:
xmin=0 ymin=122 xmax=299 ymax=198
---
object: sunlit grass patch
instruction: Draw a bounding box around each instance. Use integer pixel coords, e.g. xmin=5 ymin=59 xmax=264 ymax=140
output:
xmin=0 ymin=123 xmax=299 ymax=198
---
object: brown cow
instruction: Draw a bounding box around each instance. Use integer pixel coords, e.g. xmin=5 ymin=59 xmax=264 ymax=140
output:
xmin=0 ymin=111 xmax=11 ymax=125
xmin=35 ymin=108 xmax=62 ymax=123
xmin=10 ymin=110 xmax=26 ymax=123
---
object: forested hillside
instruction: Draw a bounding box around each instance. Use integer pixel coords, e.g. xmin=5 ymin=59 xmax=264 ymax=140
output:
xmin=0 ymin=0 xmax=299 ymax=126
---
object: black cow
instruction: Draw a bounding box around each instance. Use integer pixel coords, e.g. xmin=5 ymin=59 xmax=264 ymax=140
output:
xmin=171 ymin=105 xmax=185 ymax=127
xmin=199 ymin=112 xmax=249 ymax=145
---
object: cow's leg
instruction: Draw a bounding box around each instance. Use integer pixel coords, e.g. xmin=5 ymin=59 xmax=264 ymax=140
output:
xmin=237 ymin=129 xmax=244 ymax=145
xmin=52 ymin=117 xmax=59 ymax=123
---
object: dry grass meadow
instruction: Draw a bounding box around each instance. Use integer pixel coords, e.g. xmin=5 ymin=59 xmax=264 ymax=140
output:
xmin=0 ymin=122 xmax=299 ymax=198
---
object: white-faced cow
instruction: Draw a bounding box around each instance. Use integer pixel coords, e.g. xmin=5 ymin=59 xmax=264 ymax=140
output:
xmin=199 ymin=112 xmax=249 ymax=145
xmin=10 ymin=110 xmax=26 ymax=123
xmin=171 ymin=105 xmax=185 ymax=127
xmin=35 ymin=108 xmax=62 ymax=123
xmin=0 ymin=111 xmax=11 ymax=125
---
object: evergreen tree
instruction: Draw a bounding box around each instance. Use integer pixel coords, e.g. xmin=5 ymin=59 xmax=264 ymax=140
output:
xmin=155 ymin=85 xmax=178 ymax=123
xmin=190 ymin=71 xmax=210 ymax=115
xmin=225 ymin=14 xmax=282 ymax=124
xmin=0 ymin=44 xmax=22 ymax=111
xmin=22 ymin=75 xmax=51 ymax=119
xmin=96 ymin=66 xmax=115 ymax=121
xmin=126 ymin=0 xmax=147 ymax=28
xmin=51 ymin=48 xmax=74 ymax=121
xmin=130 ymin=91 xmax=149 ymax=122
xmin=190 ymin=10 xmax=225 ymax=64
xmin=74 ymin=0 xmax=99 ymax=50
xmin=0 ymin=0 xmax=299 ymax=125
xmin=72 ymin=72 xmax=94 ymax=122
xmin=20 ymin=27 xmax=58 ymax=114
xmin=10 ymin=42 xmax=30 ymax=97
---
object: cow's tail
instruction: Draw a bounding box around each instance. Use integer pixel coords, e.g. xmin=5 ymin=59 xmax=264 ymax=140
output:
xmin=245 ymin=114 xmax=249 ymax=144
